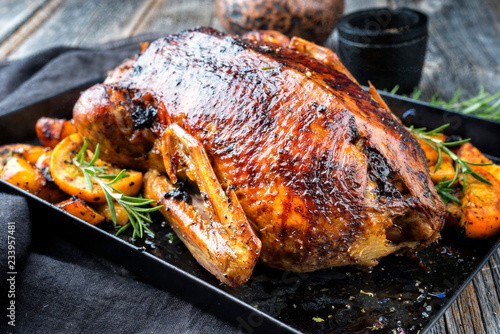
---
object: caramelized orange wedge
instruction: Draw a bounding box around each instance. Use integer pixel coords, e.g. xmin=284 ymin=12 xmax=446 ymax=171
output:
xmin=50 ymin=133 xmax=143 ymax=202
xmin=56 ymin=197 xmax=105 ymax=225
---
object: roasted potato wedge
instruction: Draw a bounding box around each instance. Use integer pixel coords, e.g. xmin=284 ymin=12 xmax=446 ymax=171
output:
xmin=458 ymin=143 xmax=500 ymax=239
xmin=1 ymin=157 xmax=47 ymax=194
xmin=35 ymin=150 xmax=52 ymax=177
xmin=415 ymin=135 xmax=456 ymax=184
xmin=430 ymin=158 xmax=455 ymax=184
xmin=1 ymin=156 xmax=67 ymax=203
xmin=50 ymin=133 xmax=143 ymax=202
xmin=416 ymin=133 xmax=445 ymax=166
xmin=36 ymin=117 xmax=77 ymax=148
xmin=1 ymin=144 xmax=46 ymax=169
xmin=56 ymin=197 xmax=105 ymax=225
xmin=35 ymin=150 xmax=69 ymax=203
xmin=94 ymin=201 xmax=129 ymax=226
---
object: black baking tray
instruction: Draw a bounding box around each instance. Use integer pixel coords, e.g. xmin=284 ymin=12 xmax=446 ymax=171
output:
xmin=1 ymin=83 xmax=500 ymax=334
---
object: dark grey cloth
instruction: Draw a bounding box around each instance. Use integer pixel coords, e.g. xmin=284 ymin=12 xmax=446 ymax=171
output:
xmin=0 ymin=194 xmax=31 ymax=283
xmin=0 ymin=36 xmax=240 ymax=334
xmin=0 ymin=33 xmax=157 ymax=115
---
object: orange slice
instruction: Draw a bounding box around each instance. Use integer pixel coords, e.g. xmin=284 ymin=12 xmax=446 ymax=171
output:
xmin=50 ymin=133 xmax=143 ymax=202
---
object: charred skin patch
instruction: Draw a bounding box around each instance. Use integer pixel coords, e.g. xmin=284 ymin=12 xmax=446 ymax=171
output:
xmin=164 ymin=188 xmax=192 ymax=204
xmin=131 ymin=104 xmax=158 ymax=129
xmin=366 ymin=147 xmax=403 ymax=200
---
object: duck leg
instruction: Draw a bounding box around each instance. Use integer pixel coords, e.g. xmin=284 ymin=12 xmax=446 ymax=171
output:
xmin=143 ymin=124 xmax=261 ymax=286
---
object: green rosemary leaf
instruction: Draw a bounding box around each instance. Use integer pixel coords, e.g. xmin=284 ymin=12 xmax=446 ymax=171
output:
xmin=461 ymin=101 xmax=483 ymax=114
xmin=166 ymin=232 xmax=178 ymax=242
xmin=422 ymin=138 xmax=438 ymax=151
xmin=125 ymin=210 xmax=140 ymax=239
xmin=446 ymin=89 xmax=463 ymax=107
xmin=119 ymin=196 xmax=157 ymax=205
xmin=95 ymin=173 xmax=121 ymax=179
xmin=483 ymin=97 xmax=500 ymax=113
xmin=132 ymin=210 xmax=153 ymax=223
xmin=72 ymin=137 xmax=161 ymax=239
xmin=466 ymin=161 xmax=493 ymax=166
xmin=83 ymin=172 xmax=94 ymax=192
xmin=75 ymin=138 xmax=88 ymax=164
xmin=450 ymin=163 xmax=460 ymax=185
xmin=144 ymin=225 xmax=154 ymax=236
xmin=463 ymin=166 xmax=492 ymax=185
xmin=389 ymin=85 xmax=400 ymax=94
xmin=107 ymin=169 xmax=128 ymax=185
xmin=119 ymin=195 xmax=155 ymax=202
xmin=434 ymin=148 xmax=443 ymax=173
xmin=130 ymin=206 xmax=161 ymax=213
xmin=424 ymin=123 xmax=449 ymax=135
xmin=428 ymin=92 xmax=439 ymax=105
xmin=88 ymin=143 xmax=101 ymax=166
xmin=434 ymin=178 xmax=461 ymax=204
xmin=442 ymin=138 xmax=470 ymax=146
xmin=411 ymin=126 xmax=428 ymax=133
xmin=103 ymin=189 xmax=117 ymax=224
xmin=412 ymin=88 xmax=422 ymax=100
xmin=89 ymin=166 xmax=107 ymax=174
xmin=115 ymin=223 xmax=130 ymax=236
xmin=439 ymin=188 xmax=461 ymax=204
xmin=83 ymin=167 xmax=96 ymax=177
xmin=136 ymin=213 xmax=144 ymax=238
xmin=392 ymin=85 xmax=500 ymax=121
xmin=440 ymin=145 xmax=458 ymax=161
xmin=410 ymin=124 xmax=493 ymax=204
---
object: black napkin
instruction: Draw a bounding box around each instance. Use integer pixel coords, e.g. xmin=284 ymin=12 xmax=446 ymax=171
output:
xmin=0 ymin=36 xmax=240 ymax=334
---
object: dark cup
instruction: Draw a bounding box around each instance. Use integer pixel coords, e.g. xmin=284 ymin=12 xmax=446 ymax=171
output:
xmin=337 ymin=7 xmax=428 ymax=93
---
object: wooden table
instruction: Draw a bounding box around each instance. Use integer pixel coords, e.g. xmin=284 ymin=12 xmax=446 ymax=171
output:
xmin=1 ymin=0 xmax=499 ymax=333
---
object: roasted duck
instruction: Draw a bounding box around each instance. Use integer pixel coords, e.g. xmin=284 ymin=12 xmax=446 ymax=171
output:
xmin=72 ymin=27 xmax=445 ymax=286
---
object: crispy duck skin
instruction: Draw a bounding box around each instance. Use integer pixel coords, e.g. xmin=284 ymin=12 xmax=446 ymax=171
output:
xmin=73 ymin=27 xmax=445 ymax=281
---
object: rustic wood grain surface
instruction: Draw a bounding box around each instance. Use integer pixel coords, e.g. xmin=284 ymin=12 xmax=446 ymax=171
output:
xmin=1 ymin=0 xmax=499 ymax=333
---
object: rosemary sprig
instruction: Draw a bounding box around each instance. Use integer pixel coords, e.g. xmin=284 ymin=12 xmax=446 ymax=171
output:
xmin=390 ymin=85 xmax=500 ymax=121
xmin=428 ymin=86 xmax=500 ymax=120
xmin=434 ymin=178 xmax=461 ymax=204
xmin=410 ymin=124 xmax=492 ymax=203
xmin=73 ymin=138 xmax=161 ymax=239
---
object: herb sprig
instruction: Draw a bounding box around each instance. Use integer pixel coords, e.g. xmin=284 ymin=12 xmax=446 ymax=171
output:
xmin=73 ymin=138 xmax=161 ymax=239
xmin=410 ymin=124 xmax=492 ymax=204
xmin=390 ymin=85 xmax=500 ymax=121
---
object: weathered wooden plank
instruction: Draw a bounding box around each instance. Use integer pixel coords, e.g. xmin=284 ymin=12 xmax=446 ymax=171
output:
xmin=473 ymin=265 xmax=500 ymax=333
xmin=488 ymin=250 xmax=500 ymax=312
xmin=6 ymin=0 xmax=155 ymax=60
xmin=435 ymin=250 xmax=500 ymax=334
xmin=133 ymin=0 xmax=215 ymax=36
xmin=0 ymin=0 xmax=62 ymax=60
xmin=0 ymin=0 xmax=48 ymax=43
xmin=435 ymin=251 xmax=500 ymax=334
xmin=427 ymin=316 xmax=447 ymax=334
xmin=444 ymin=283 xmax=486 ymax=334
xmin=344 ymin=0 xmax=388 ymax=13
xmin=400 ymin=0 xmax=500 ymax=100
